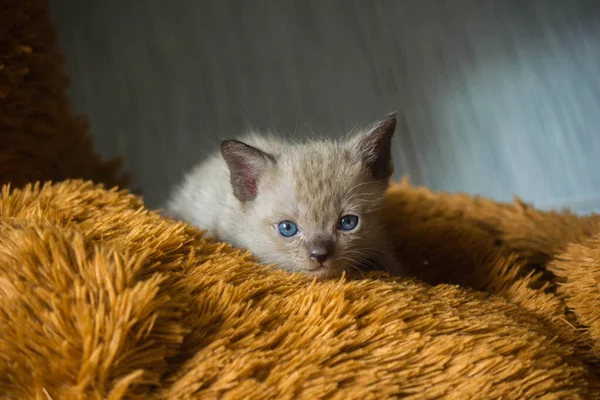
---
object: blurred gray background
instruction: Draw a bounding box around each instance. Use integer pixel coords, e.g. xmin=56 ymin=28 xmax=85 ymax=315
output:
xmin=49 ymin=0 xmax=600 ymax=213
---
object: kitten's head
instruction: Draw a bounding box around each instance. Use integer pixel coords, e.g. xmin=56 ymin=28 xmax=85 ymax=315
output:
xmin=221 ymin=114 xmax=396 ymax=279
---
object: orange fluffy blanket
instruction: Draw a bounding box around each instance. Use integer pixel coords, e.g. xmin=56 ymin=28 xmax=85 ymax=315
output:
xmin=2 ymin=2 xmax=600 ymax=399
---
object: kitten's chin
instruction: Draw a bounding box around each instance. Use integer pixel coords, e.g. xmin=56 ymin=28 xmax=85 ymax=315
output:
xmin=272 ymin=260 xmax=344 ymax=280
xmin=303 ymin=266 xmax=345 ymax=280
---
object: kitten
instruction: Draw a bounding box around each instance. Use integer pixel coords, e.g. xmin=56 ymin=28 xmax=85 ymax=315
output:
xmin=164 ymin=113 xmax=403 ymax=279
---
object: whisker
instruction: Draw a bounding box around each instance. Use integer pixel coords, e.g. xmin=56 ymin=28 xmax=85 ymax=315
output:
xmin=342 ymin=249 xmax=393 ymax=274
xmin=346 ymin=180 xmax=380 ymax=194
xmin=337 ymin=256 xmax=368 ymax=279
xmin=340 ymin=249 xmax=391 ymax=273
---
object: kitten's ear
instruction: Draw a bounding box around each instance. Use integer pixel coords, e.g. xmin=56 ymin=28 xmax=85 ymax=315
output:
xmin=354 ymin=113 xmax=396 ymax=180
xmin=221 ymin=140 xmax=275 ymax=202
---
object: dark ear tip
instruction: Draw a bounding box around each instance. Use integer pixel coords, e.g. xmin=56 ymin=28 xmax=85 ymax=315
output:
xmin=374 ymin=112 xmax=397 ymax=133
xmin=221 ymin=139 xmax=234 ymax=148
xmin=220 ymin=139 xmax=241 ymax=154
xmin=382 ymin=111 xmax=397 ymax=121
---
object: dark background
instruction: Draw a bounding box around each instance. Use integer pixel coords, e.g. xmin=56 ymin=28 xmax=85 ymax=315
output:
xmin=49 ymin=0 xmax=600 ymax=213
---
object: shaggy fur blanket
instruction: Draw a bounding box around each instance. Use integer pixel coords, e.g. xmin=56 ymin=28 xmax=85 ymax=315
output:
xmin=2 ymin=1 xmax=600 ymax=399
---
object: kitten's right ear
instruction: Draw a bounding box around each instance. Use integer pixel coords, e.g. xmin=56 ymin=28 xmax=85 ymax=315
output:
xmin=353 ymin=113 xmax=397 ymax=181
xmin=221 ymin=140 xmax=275 ymax=202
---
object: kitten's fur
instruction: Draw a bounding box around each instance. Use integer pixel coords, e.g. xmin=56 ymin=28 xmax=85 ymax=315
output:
xmin=165 ymin=114 xmax=403 ymax=279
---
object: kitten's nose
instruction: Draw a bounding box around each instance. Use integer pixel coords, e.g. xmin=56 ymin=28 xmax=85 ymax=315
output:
xmin=310 ymin=250 xmax=331 ymax=263
xmin=309 ymin=240 xmax=334 ymax=264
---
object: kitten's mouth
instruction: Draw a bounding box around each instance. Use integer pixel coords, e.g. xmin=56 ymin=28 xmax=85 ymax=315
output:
xmin=306 ymin=262 xmax=329 ymax=272
xmin=306 ymin=259 xmax=337 ymax=272
xmin=305 ymin=260 xmax=344 ymax=279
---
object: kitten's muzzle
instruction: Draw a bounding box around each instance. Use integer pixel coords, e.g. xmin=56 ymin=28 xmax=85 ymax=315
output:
xmin=308 ymin=239 xmax=335 ymax=265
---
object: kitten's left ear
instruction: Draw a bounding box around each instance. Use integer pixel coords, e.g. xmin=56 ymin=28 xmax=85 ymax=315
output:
xmin=354 ymin=113 xmax=396 ymax=180
xmin=221 ymin=140 xmax=275 ymax=202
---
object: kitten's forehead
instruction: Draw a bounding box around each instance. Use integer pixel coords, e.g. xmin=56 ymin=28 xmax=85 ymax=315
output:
xmin=282 ymin=141 xmax=367 ymax=225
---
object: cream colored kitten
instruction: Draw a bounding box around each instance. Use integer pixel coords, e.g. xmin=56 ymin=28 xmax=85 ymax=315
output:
xmin=165 ymin=114 xmax=403 ymax=279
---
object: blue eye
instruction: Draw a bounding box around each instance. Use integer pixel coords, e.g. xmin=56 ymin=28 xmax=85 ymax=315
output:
xmin=277 ymin=221 xmax=299 ymax=237
xmin=338 ymin=215 xmax=359 ymax=231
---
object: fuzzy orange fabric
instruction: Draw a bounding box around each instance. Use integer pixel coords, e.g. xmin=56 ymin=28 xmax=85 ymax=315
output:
xmin=3 ymin=1 xmax=600 ymax=399
xmin=3 ymin=181 xmax=600 ymax=399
